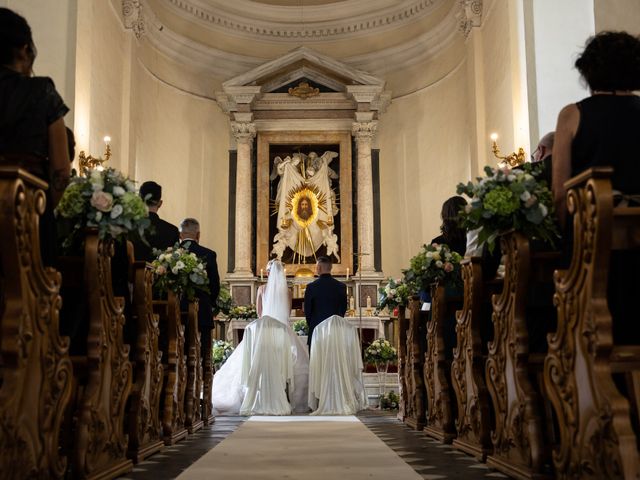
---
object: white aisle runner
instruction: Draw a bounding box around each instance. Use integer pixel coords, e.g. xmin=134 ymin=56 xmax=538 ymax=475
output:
xmin=176 ymin=416 xmax=422 ymax=479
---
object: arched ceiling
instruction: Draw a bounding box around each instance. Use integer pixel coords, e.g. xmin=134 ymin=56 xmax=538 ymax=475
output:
xmin=122 ymin=0 xmax=483 ymax=79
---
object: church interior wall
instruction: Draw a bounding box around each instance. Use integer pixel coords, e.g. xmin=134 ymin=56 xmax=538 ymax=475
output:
xmin=595 ymin=0 xmax=640 ymax=35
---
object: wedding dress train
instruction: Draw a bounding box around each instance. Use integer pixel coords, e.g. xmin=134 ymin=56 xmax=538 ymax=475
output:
xmin=212 ymin=261 xmax=309 ymax=415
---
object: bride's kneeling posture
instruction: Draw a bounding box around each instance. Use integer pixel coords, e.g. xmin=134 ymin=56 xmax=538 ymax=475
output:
xmin=212 ymin=260 xmax=309 ymax=415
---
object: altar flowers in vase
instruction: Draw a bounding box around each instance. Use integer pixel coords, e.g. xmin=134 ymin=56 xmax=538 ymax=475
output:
xmin=55 ymin=167 xmax=151 ymax=251
xmin=404 ymin=243 xmax=463 ymax=291
xmin=151 ymin=244 xmax=209 ymax=301
xmin=456 ymin=163 xmax=559 ymax=252
xmin=292 ymin=319 xmax=309 ymax=336
xmin=228 ymin=305 xmax=257 ymax=320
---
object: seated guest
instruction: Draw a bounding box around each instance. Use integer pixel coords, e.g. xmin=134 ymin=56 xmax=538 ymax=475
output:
xmin=552 ymin=30 xmax=640 ymax=344
xmin=132 ymin=181 xmax=179 ymax=261
xmin=0 ymin=8 xmax=71 ymax=266
xmin=179 ymin=218 xmax=220 ymax=359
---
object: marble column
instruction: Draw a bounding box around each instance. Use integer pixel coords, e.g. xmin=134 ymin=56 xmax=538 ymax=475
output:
xmin=231 ymin=121 xmax=256 ymax=276
xmin=352 ymin=121 xmax=377 ymax=274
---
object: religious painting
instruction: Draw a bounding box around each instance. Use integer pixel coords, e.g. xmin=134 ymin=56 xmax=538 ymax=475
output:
xmin=269 ymin=144 xmax=341 ymax=264
xmin=257 ymin=131 xmax=353 ymax=276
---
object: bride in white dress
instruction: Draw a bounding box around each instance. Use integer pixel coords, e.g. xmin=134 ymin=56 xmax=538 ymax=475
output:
xmin=212 ymin=260 xmax=310 ymax=415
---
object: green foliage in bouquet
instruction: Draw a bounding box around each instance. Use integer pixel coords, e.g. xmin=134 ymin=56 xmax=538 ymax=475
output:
xmin=456 ymin=163 xmax=560 ymax=252
xmin=292 ymin=319 xmax=308 ymax=336
xmin=212 ymin=340 xmax=234 ymax=370
xmin=55 ymin=168 xmax=150 ymax=251
xmin=215 ymin=283 xmax=234 ymax=317
xmin=379 ymin=390 xmax=400 ymax=410
xmin=365 ymin=338 xmax=398 ymax=365
xmin=377 ymin=277 xmax=417 ymax=313
xmin=404 ymin=243 xmax=463 ymax=290
xmin=151 ymin=243 xmax=209 ymax=301
xmin=228 ymin=305 xmax=257 ymax=320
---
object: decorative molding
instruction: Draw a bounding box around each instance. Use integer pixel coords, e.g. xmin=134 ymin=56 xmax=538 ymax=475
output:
xmin=122 ymin=0 xmax=146 ymax=38
xmin=457 ymin=0 xmax=483 ymax=38
xmin=352 ymin=121 xmax=378 ymax=140
xmin=288 ymin=81 xmax=320 ymax=100
xmin=164 ymin=0 xmax=441 ymax=43
xmin=230 ymin=121 xmax=257 ymax=142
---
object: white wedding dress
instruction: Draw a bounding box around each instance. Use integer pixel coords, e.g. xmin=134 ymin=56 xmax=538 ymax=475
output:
xmin=212 ymin=261 xmax=310 ymax=415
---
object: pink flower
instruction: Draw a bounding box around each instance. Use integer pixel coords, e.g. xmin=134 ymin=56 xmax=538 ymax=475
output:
xmin=90 ymin=191 xmax=113 ymax=212
xmin=444 ymin=262 xmax=454 ymax=272
xmin=524 ymin=194 xmax=538 ymax=208
xmin=155 ymin=265 xmax=167 ymax=275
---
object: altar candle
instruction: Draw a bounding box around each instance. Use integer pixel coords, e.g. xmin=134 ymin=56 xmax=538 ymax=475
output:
xmin=346 ymin=268 xmax=350 ymax=280
xmin=260 ymin=269 xmax=264 ymax=282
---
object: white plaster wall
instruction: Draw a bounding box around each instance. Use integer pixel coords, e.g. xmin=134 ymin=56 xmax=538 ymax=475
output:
xmin=1 ymin=0 xmax=77 ymax=125
xmin=595 ymin=0 xmax=640 ymax=34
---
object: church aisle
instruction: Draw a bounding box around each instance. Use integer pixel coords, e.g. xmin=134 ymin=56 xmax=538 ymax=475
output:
xmin=118 ymin=412 xmax=511 ymax=479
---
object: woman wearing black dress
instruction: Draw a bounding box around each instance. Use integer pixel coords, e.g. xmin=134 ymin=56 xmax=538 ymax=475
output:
xmin=553 ymin=31 xmax=640 ymax=343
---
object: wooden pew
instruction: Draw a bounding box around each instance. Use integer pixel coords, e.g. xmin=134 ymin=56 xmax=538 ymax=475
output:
xmin=201 ymin=324 xmax=215 ymax=425
xmin=183 ymin=301 xmax=204 ymax=434
xmin=153 ymin=291 xmax=188 ymax=445
xmin=451 ymin=257 xmax=500 ymax=460
xmin=126 ymin=261 xmax=164 ymax=462
xmin=424 ymin=284 xmax=462 ymax=443
xmin=58 ymin=231 xmax=133 ymax=479
xmin=485 ymin=232 xmax=559 ymax=479
xmin=0 ymin=167 xmax=74 ymax=479
xmin=396 ymin=306 xmax=409 ymax=422
xmin=404 ymin=296 xmax=427 ymax=431
xmin=544 ymin=167 xmax=640 ymax=479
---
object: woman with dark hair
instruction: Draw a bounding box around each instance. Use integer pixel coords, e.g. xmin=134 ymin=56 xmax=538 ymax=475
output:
xmin=0 ymin=7 xmax=71 ymax=265
xmin=0 ymin=8 xmax=70 ymax=201
xmin=430 ymin=195 xmax=467 ymax=255
xmin=553 ymin=31 xmax=640 ymax=221
xmin=552 ymin=31 xmax=640 ymax=344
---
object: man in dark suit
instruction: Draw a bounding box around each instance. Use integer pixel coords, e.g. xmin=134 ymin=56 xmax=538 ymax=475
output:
xmin=179 ymin=218 xmax=221 ymax=361
xmin=133 ymin=181 xmax=180 ymax=261
xmin=304 ymin=256 xmax=347 ymax=349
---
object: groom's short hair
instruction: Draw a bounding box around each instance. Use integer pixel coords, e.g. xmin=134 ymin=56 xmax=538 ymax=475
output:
xmin=317 ymin=256 xmax=332 ymax=271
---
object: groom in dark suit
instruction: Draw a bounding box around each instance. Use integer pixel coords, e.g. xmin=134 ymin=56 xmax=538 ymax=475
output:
xmin=304 ymin=256 xmax=348 ymax=348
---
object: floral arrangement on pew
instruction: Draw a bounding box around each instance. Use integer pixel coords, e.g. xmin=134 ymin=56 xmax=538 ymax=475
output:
xmin=55 ymin=168 xmax=150 ymax=250
xmin=365 ymin=338 xmax=398 ymax=366
xmin=151 ymin=244 xmax=209 ymax=301
xmin=212 ymin=340 xmax=234 ymax=371
xmin=404 ymin=243 xmax=463 ymax=291
xmin=456 ymin=163 xmax=559 ymax=252
xmin=376 ymin=277 xmax=417 ymax=315
xmin=214 ymin=283 xmax=234 ymax=318
xmin=228 ymin=305 xmax=257 ymax=320
xmin=292 ymin=319 xmax=309 ymax=336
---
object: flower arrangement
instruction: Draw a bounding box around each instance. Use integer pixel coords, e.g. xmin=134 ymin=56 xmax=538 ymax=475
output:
xmin=456 ymin=163 xmax=559 ymax=252
xmin=364 ymin=338 xmax=398 ymax=365
xmin=377 ymin=277 xmax=417 ymax=314
xmin=55 ymin=168 xmax=150 ymax=250
xmin=379 ymin=390 xmax=400 ymax=410
xmin=212 ymin=340 xmax=234 ymax=370
xmin=292 ymin=319 xmax=309 ymax=336
xmin=215 ymin=283 xmax=234 ymax=317
xmin=404 ymin=243 xmax=463 ymax=290
xmin=228 ymin=305 xmax=257 ymax=320
xmin=151 ymin=243 xmax=209 ymax=301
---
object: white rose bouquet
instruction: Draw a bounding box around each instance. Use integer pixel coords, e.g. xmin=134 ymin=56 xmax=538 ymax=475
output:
xmin=364 ymin=338 xmax=398 ymax=365
xmin=151 ymin=243 xmax=209 ymax=301
xmin=377 ymin=277 xmax=416 ymax=314
xmin=292 ymin=319 xmax=308 ymax=336
xmin=228 ymin=305 xmax=257 ymax=320
xmin=55 ymin=168 xmax=150 ymax=250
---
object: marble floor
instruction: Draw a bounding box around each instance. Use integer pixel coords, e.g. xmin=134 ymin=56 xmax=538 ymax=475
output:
xmin=119 ymin=412 xmax=511 ymax=480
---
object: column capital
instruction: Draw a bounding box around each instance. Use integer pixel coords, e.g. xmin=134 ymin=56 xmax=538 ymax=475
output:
xmin=231 ymin=121 xmax=257 ymax=144
xmin=351 ymin=121 xmax=378 ymax=141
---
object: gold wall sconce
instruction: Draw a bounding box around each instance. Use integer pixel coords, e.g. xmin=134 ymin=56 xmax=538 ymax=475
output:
xmin=490 ymin=133 xmax=526 ymax=168
xmin=79 ymin=136 xmax=112 ymax=176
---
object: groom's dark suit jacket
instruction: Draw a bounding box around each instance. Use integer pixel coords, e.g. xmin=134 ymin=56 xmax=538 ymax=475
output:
xmin=304 ymin=273 xmax=347 ymax=347
xmin=180 ymin=239 xmax=220 ymax=329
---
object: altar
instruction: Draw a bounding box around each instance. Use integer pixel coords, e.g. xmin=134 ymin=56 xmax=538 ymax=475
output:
xmin=225 ymin=315 xmax=389 ymax=347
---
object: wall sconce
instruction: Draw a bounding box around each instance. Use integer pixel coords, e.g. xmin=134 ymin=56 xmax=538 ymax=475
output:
xmin=490 ymin=133 xmax=526 ymax=168
xmin=79 ymin=136 xmax=112 ymax=176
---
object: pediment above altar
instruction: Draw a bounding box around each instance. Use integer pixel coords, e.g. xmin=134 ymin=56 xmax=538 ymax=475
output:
xmin=215 ymin=47 xmax=391 ymax=119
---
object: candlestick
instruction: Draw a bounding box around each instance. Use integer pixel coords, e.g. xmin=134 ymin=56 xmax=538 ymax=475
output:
xmin=346 ymin=267 xmax=350 ymax=281
xmin=260 ymin=268 xmax=264 ymax=282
